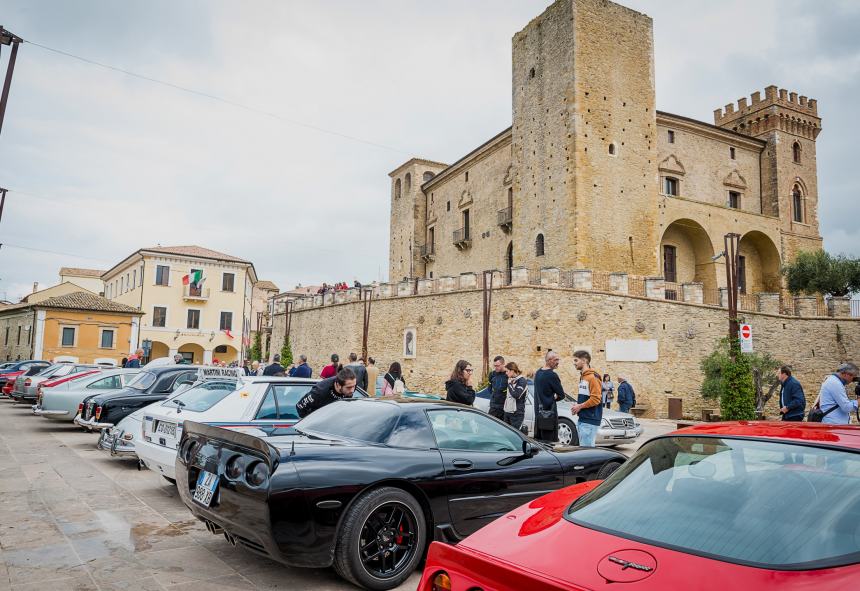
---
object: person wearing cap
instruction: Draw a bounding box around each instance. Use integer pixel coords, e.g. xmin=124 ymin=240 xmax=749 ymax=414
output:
xmin=263 ymin=354 xmax=286 ymax=377
xmin=320 ymin=353 xmax=340 ymax=379
xmin=816 ymin=362 xmax=859 ymax=425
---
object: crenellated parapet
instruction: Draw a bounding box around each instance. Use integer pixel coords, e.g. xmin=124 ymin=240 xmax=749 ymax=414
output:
xmin=713 ymin=85 xmax=821 ymax=140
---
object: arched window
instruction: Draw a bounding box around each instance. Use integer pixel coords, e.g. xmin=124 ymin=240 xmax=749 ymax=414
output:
xmin=394 ymin=178 xmax=401 ymax=199
xmin=423 ymin=171 xmax=434 ymax=182
xmin=405 ymin=173 xmax=412 ymax=192
xmin=535 ymin=234 xmax=545 ymax=257
xmin=792 ymin=185 xmax=804 ymax=223
xmin=792 ymin=142 xmax=801 ymax=164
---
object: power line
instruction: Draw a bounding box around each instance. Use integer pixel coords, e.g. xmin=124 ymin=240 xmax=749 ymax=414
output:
xmin=0 ymin=242 xmax=112 ymax=263
xmin=23 ymin=39 xmax=410 ymax=155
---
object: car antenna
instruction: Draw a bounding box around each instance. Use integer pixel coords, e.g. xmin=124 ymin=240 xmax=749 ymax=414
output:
xmin=290 ymin=441 xmax=295 ymax=456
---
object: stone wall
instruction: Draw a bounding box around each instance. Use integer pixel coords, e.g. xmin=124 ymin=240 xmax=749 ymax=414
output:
xmin=272 ymin=283 xmax=859 ymax=420
xmin=0 ymin=309 xmax=36 ymax=361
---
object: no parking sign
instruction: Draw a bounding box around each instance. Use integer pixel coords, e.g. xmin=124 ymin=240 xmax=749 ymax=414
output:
xmin=739 ymin=323 xmax=753 ymax=353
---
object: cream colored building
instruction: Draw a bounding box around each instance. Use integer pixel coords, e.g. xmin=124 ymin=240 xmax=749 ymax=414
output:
xmin=58 ymin=267 xmax=105 ymax=295
xmin=103 ymin=245 xmax=257 ymax=364
xmin=389 ymin=0 xmax=822 ymax=306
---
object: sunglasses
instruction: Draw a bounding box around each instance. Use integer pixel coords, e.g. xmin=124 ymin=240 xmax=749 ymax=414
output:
xmin=465 ymin=368 xmax=474 ymax=372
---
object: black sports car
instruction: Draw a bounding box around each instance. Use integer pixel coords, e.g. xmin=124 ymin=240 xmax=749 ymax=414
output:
xmin=75 ymin=365 xmax=199 ymax=430
xmin=176 ymin=397 xmax=627 ymax=590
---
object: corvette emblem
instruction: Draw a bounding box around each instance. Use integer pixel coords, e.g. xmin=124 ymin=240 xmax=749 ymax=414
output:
xmin=608 ymin=556 xmax=653 ymax=572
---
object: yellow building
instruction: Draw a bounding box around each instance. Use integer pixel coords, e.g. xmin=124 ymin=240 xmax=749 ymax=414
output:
xmin=103 ymin=245 xmax=257 ymax=364
xmin=58 ymin=267 xmax=106 ymax=295
xmin=0 ymin=291 xmax=142 ymax=364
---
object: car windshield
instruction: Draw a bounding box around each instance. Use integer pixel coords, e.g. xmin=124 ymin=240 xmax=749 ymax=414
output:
xmin=566 ymin=436 xmax=860 ymax=570
xmin=52 ymin=365 xmax=75 ymax=377
xmin=127 ymin=371 xmax=157 ymax=391
xmin=296 ymin=400 xmax=400 ymax=443
xmin=163 ymin=380 xmax=236 ymax=412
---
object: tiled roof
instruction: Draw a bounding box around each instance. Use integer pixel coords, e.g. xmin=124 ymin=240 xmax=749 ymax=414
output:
xmin=1 ymin=291 xmax=142 ymax=315
xmin=255 ymin=280 xmax=279 ymax=291
xmin=59 ymin=267 xmax=106 ymax=278
xmin=142 ymin=245 xmax=250 ymax=263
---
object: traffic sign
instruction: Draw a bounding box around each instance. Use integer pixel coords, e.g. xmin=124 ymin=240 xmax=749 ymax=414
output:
xmin=739 ymin=323 xmax=753 ymax=353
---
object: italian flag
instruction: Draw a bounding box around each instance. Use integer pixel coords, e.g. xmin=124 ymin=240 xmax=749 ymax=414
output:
xmin=182 ymin=270 xmax=203 ymax=286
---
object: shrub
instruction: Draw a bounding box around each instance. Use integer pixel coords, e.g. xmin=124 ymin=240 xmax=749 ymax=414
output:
xmin=700 ymin=338 xmax=760 ymax=421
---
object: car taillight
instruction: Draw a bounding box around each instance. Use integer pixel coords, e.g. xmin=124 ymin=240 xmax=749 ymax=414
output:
xmin=430 ymin=572 xmax=451 ymax=591
xmin=77 ymin=402 xmax=84 ymax=414
xmin=95 ymin=406 xmax=102 ymax=420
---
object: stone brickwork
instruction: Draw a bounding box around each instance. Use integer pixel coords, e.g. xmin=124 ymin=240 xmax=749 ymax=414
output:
xmin=272 ymin=283 xmax=859 ymax=421
xmin=0 ymin=309 xmax=35 ymax=361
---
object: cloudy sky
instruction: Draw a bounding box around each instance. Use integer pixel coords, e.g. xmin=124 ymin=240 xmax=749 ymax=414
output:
xmin=0 ymin=0 xmax=857 ymax=302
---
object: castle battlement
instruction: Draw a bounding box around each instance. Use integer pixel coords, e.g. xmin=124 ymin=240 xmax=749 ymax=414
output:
xmin=713 ymin=85 xmax=820 ymax=135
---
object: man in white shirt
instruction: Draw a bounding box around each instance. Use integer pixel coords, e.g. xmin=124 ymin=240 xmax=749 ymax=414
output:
xmin=818 ymin=362 xmax=858 ymax=425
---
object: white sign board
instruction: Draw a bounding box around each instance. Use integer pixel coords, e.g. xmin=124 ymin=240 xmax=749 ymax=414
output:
xmin=605 ymin=339 xmax=659 ymax=362
xmin=198 ymin=366 xmax=244 ymax=381
xmin=739 ymin=323 xmax=753 ymax=353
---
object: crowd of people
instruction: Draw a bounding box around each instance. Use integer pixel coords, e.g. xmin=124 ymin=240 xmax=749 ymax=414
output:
xmin=316 ymin=281 xmax=361 ymax=294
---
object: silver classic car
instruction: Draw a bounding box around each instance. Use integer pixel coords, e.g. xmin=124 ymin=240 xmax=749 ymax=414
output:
xmin=33 ymin=368 xmax=140 ymax=421
xmin=12 ymin=362 xmax=100 ymax=402
xmin=474 ymin=382 xmax=643 ymax=446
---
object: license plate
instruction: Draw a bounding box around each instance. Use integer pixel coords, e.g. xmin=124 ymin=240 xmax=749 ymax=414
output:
xmin=155 ymin=421 xmax=177 ymax=437
xmin=193 ymin=471 xmax=219 ymax=507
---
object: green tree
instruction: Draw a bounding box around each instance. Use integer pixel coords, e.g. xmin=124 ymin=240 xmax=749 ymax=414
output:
xmin=280 ymin=337 xmax=293 ymax=367
xmin=782 ymin=250 xmax=860 ymax=297
xmin=249 ymin=331 xmax=262 ymax=361
xmin=699 ymin=338 xmax=762 ymax=421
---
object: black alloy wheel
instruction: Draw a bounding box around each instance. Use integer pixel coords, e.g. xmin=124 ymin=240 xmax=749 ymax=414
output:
xmin=334 ymin=486 xmax=425 ymax=590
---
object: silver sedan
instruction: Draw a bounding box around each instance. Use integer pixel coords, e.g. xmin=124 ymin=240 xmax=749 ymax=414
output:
xmin=474 ymin=384 xmax=643 ymax=446
xmin=33 ymin=368 xmax=140 ymax=421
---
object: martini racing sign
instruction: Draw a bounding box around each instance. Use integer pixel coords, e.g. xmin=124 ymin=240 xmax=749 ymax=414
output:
xmin=198 ymin=366 xmax=244 ymax=381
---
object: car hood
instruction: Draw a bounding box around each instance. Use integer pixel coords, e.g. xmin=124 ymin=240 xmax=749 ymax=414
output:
xmin=459 ymin=483 xmax=860 ymax=588
xmin=86 ymin=387 xmax=151 ymax=405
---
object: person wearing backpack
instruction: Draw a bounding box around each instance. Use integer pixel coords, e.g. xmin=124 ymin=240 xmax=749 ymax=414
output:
xmin=382 ymin=362 xmax=406 ymax=397
xmin=811 ymin=362 xmax=858 ymax=424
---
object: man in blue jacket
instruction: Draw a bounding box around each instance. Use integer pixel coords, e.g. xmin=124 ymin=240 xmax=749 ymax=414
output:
xmin=777 ymin=365 xmax=806 ymax=421
xmin=288 ymin=354 xmax=313 ymax=378
xmin=617 ymin=376 xmax=636 ymax=413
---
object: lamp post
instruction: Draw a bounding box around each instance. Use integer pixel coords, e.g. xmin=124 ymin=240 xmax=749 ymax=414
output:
xmin=0 ymin=27 xmax=23 ymax=139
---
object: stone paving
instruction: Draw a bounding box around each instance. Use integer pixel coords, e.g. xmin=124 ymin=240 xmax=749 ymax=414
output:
xmin=0 ymin=399 xmax=677 ymax=591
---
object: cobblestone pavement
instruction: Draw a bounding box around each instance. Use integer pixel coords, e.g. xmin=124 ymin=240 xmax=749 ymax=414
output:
xmin=0 ymin=398 xmax=677 ymax=591
xmin=0 ymin=401 xmax=420 ymax=591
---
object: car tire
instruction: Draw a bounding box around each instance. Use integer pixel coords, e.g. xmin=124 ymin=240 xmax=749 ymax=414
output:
xmin=557 ymin=418 xmax=579 ymax=446
xmin=597 ymin=461 xmax=622 ymax=480
xmin=333 ymin=486 xmax=426 ymax=591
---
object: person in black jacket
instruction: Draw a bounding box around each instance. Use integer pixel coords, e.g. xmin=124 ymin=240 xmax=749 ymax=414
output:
xmin=295 ymin=368 xmax=357 ymax=418
xmin=445 ymin=360 xmax=476 ymax=406
xmin=488 ymin=355 xmax=508 ymax=420
xmin=777 ymin=365 xmax=805 ymax=421
xmin=503 ymin=361 xmax=528 ymax=430
xmin=533 ymin=351 xmax=566 ymax=442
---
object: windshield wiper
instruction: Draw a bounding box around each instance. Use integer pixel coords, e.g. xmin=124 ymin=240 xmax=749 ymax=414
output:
xmin=171 ymin=399 xmax=186 ymax=414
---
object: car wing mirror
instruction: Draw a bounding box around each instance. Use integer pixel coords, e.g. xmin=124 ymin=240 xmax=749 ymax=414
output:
xmin=522 ymin=440 xmax=538 ymax=457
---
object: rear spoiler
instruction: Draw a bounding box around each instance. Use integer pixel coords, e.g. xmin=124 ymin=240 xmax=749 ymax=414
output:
xmin=181 ymin=420 xmax=281 ymax=466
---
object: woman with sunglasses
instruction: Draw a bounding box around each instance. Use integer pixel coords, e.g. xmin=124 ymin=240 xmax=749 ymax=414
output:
xmin=445 ymin=359 xmax=476 ymax=406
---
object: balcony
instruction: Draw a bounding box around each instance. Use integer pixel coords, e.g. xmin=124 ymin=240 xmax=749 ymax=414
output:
xmin=497 ymin=206 xmax=513 ymax=232
xmin=452 ymin=228 xmax=471 ymax=250
xmin=183 ymin=285 xmax=210 ymax=301
xmin=420 ymin=243 xmax=436 ymax=262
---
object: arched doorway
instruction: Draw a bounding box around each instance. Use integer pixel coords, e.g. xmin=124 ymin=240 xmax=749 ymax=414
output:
xmin=505 ymin=242 xmax=513 ymax=285
xmin=149 ymin=340 xmax=169 ymax=363
xmin=178 ymin=343 xmax=205 ymax=365
xmin=738 ymin=231 xmax=781 ymax=293
xmin=213 ymin=344 xmax=239 ymax=365
xmin=659 ymin=219 xmax=718 ymax=291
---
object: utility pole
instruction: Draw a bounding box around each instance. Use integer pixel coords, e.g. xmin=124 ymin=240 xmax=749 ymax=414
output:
xmin=481 ymin=270 xmax=494 ymax=383
xmin=0 ymin=187 xmax=7 ymax=226
xmin=361 ymin=289 xmax=373 ymax=362
xmin=723 ymin=233 xmax=741 ymax=351
xmin=0 ymin=27 xmax=23 ymax=139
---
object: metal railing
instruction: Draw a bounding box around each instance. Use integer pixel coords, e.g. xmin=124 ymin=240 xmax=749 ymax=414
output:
xmin=664 ymin=282 xmax=680 ymax=301
xmin=738 ymin=293 xmax=758 ymax=312
xmin=497 ymin=206 xmax=513 ymax=227
xmin=452 ymin=227 xmax=470 ymax=245
xmin=852 ymin=300 xmax=860 ymax=318
xmin=628 ymin=277 xmax=646 ymax=298
xmin=183 ymin=286 xmax=210 ymax=299
xmin=703 ymin=289 xmax=722 ymax=307
xmin=419 ymin=243 xmax=435 ymax=259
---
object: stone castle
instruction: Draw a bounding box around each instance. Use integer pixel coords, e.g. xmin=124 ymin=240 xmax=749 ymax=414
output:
xmin=388 ymin=0 xmax=822 ymax=300
xmin=271 ymin=0 xmax=856 ymax=420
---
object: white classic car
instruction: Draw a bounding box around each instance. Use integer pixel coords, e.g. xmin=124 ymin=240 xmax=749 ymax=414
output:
xmin=474 ymin=382 xmax=643 ymax=446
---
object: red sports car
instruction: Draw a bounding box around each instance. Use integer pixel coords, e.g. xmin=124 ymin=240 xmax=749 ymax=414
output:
xmin=418 ymin=422 xmax=860 ymax=590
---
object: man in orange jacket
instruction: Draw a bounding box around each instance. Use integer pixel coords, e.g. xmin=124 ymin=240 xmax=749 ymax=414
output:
xmin=571 ymin=350 xmax=603 ymax=447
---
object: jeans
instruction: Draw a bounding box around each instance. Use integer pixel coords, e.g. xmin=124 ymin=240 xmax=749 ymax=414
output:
xmin=619 ymin=403 xmax=632 ymax=414
xmin=577 ymin=421 xmax=599 ymax=447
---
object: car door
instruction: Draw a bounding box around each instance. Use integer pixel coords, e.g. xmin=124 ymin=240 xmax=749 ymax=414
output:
xmin=427 ymin=407 xmax=563 ymax=538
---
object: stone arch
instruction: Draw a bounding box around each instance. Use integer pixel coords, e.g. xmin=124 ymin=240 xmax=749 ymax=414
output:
xmin=178 ymin=342 xmax=205 ymax=364
xmin=213 ymin=344 xmax=239 ymax=364
xmin=535 ymin=233 xmax=545 ymax=257
xmin=404 ymin=173 xmax=412 ymax=193
xmin=422 ymin=171 xmax=435 ymax=183
xmin=792 ymin=141 xmax=802 ymax=163
xmin=394 ymin=178 xmax=401 ymax=199
xmin=738 ymin=231 xmax=782 ymax=294
xmin=149 ymin=340 xmax=170 ymax=362
xmin=659 ymin=219 xmax=718 ymax=291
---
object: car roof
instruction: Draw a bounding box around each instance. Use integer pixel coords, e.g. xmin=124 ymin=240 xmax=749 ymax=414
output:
xmin=671 ymin=421 xmax=860 ymax=450
xmin=348 ymin=396 xmax=469 ymax=409
xmin=140 ymin=365 xmax=200 ymax=374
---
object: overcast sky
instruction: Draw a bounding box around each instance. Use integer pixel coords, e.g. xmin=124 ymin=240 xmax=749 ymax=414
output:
xmin=0 ymin=0 xmax=857 ymax=302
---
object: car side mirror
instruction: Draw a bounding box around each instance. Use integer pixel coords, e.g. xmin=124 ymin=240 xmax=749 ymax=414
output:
xmin=519 ymin=424 xmax=529 ymax=436
xmin=522 ymin=440 xmax=538 ymax=457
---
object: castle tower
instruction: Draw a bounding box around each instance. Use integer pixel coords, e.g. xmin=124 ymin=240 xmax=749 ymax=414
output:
xmin=388 ymin=159 xmax=448 ymax=282
xmin=713 ymin=86 xmax=823 ymax=261
xmin=511 ymin=0 xmax=660 ymax=275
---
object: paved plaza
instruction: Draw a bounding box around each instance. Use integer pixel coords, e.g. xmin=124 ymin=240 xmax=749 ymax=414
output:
xmin=0 ymin=399 xmax=676 ymax=591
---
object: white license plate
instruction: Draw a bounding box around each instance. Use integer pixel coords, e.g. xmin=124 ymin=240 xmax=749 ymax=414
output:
xmin=155 ymin=421 xmax=177 ymax=437
xmin=193 ymin=471 xmax=219 ymax=507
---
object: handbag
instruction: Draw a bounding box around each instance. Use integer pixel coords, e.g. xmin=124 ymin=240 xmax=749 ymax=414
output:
xmin=807 ymin=403 xmax=839 ymax=423
xmin=503 ymin=394 xmax=517 ymax=414
xmin=535 ymin=403 xmax=556 ymax=431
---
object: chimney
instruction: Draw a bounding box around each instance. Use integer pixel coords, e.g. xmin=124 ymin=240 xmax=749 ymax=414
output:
xmin=32 ymin=282 xmax=39 ymax=294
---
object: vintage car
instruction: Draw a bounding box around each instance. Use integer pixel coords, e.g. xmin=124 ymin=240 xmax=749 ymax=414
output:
xmin=11 ymin=362 xmax=100 ymax=402
xmin=474 ymin=382 xmax=643 ymax=446
xmin=34 ymin=368 xmax=140 ymax=421
xmin=0 ymin=360 xmax=51 ymax=395
xmin=136 ymin=376 xmax=320 ymax=480
xmin=75 ymin=365 xmax=199 ymax=430
xmin=176 ymin=397 xmax=626 ymax=590
xmin=417 ymin=422 xmax=860 ymax=591
xmin=97 ymin=406 xmax=146 ymax=458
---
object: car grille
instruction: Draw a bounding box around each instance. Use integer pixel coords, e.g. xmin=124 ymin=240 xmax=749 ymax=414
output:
xmin=608 ymin=417 xmax=634 ymax=429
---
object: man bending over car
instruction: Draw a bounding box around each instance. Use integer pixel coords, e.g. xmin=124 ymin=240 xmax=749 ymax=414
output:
xmin=295 ymin=368 xmax=357 ymax=418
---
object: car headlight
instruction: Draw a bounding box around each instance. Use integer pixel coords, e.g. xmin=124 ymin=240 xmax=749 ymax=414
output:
xmin=245 ymin=461 xmax=269 ymax=487
xmin=431 ymin=571 xmax=451 ymax=591
xmin=122 ymin=432 xmax=134 ymax=441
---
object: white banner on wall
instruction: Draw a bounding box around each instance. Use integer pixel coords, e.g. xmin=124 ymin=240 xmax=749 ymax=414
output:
xmin=605 ymin=339 xmax=659 ymax=362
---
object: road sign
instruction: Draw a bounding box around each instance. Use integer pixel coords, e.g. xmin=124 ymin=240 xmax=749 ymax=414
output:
xmin=739 ymin=323 xmax=753 ymax=353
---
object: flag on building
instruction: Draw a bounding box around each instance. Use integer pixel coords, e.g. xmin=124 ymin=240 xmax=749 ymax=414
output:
xmin=182 ymin=270 xmax=203 ymax=286
xmin=223 ymin=329 xmax=234 ymax=339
